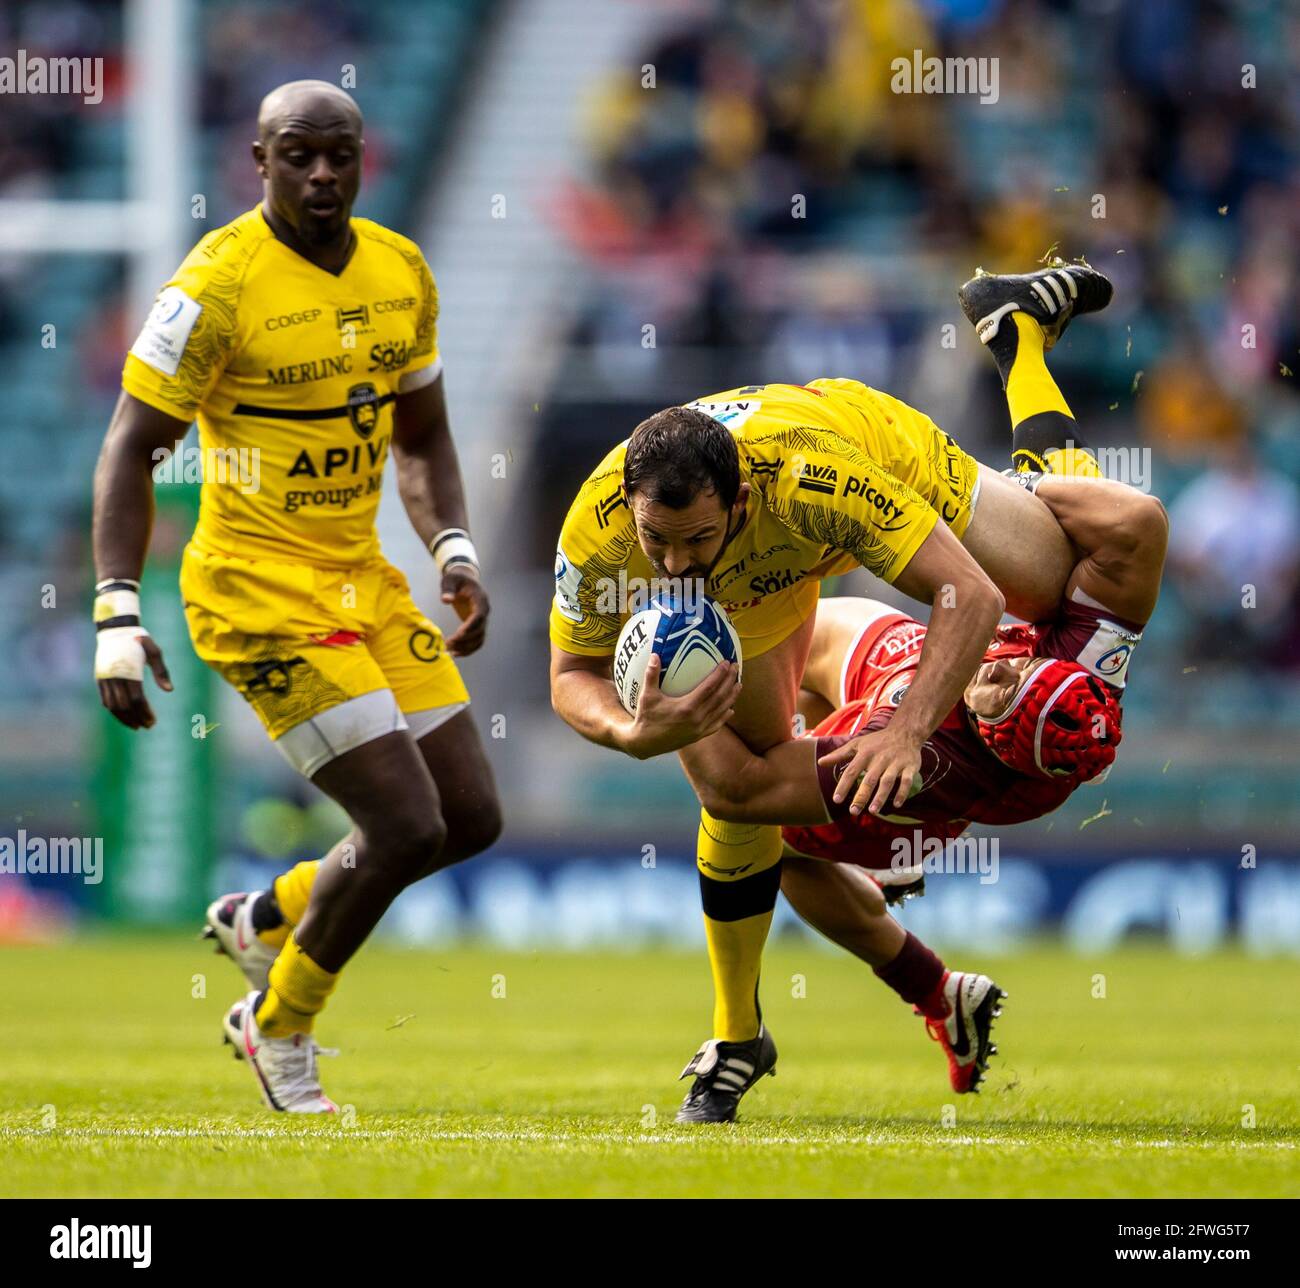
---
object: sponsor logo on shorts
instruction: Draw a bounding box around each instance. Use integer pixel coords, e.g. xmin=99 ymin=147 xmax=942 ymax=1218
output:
xmin=244 ymin=656 xmax=307 ymax=694
xmin=409 ymin=628 xmax=443 ymax=662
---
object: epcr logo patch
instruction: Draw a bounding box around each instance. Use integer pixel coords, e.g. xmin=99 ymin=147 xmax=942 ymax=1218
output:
xmin=553 ymin=545 xmax=583 ymax=622
xmin=1095 ymin=644 xmax=1131 ymax=675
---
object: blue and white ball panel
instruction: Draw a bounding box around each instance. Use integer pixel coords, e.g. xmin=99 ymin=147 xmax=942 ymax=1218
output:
xmin=612 ymin=597 xmax=742 ymax=714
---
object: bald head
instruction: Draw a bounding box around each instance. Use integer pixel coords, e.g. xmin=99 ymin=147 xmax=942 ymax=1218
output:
xmin=257 ymin=79 xmax=362 ymax=142
xmin=253 ymin=80 xmax=364 ymax=255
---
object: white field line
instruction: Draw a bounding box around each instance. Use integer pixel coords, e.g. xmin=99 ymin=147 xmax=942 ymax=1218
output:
xmin=0 ymin=1126 xmax=1294 ymax=1151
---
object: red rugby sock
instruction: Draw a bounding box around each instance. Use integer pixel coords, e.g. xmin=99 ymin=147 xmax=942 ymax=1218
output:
xmin=874 ymin=931 xmax=947 ymax=1019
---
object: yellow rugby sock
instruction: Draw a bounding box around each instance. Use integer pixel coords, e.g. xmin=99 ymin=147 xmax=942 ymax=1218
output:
xmin=255 ymin=933 xmax=338 ymax=1037
xmin=253 ymin=858 xmax=322 ymax=950
xmin=1002 ymin=314 xmax=1102 ymax=478
xmin=1006 ymin=313 xmax=1073 ymax=428
xmin=273 ymin=860 xmax=320 ymax=927
xmin=697 ymin=811 xmax=784 ymax=1042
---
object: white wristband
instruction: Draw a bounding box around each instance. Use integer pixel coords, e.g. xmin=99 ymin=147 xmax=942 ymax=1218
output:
xmin=94 ymin=588 xmax=142 ymax=625
xmin=429 ymin=528 xmax=479 ymax=574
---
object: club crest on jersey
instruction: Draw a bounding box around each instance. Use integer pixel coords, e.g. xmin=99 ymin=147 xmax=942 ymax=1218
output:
xmin=347 ymin=383 xmax=381 ymax=440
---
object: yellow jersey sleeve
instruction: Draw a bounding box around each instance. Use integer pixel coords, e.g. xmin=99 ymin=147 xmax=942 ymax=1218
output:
xmin=404 ymin=251 xmax=441 ymax=385
xmin=121 ymin=235 xmax=244 ymax=422
xmin=549 ymin=449 xmax=635 ymax=657
xmin=355 ymin=221 xmax=441 ymax=391
xmin=757 ymin=426 xmax=939 ymax=584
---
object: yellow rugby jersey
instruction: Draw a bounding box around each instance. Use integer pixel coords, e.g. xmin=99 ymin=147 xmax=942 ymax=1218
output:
xmin=122 ymin=206 xmax=441 ymax=568
xmin=550 ymin=379 xmax=979 ymax=659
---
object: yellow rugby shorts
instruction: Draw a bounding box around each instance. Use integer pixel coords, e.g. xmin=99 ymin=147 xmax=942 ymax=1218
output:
xmin=180 ymin=545 xmax=469 ymax=741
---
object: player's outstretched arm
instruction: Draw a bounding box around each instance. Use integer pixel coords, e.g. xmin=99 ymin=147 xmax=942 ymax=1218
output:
xmin=678 ymin=725 xmax=828 ymax=826
xmin=820 ymin=521 xmax=1004 ymax=815
xmin=1033 ymin=475 xmax=1168 ymax=624
xmin=91 ymin=391 xmax=190 ymax=729
xmin=392 ymin=372 xmax=488 ymax=656
xmin=550 ymin=645 xmax=740 ymax=759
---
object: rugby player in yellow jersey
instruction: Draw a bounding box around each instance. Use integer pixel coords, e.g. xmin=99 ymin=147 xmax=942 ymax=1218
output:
xmin=549 ymin=263 xmax=1114 ymax=1121
xmin=91 ymin=82 xmax=501 ymax=1112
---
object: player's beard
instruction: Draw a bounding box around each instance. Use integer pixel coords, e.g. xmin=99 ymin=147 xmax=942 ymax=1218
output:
xmin=699 ymin=507 xmax=748 ymax=585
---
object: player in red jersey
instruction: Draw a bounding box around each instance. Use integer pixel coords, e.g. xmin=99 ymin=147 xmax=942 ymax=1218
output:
xmin=680 ymin=469 xmax=1168 ymax=1092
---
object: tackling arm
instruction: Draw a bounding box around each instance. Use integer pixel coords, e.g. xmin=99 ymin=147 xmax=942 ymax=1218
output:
xmin=822 ymin=520 xmax=1004 ymax=815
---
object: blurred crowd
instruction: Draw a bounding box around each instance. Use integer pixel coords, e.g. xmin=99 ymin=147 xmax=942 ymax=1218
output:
xmin=554 ymin=0 xmax=1300 ymax=684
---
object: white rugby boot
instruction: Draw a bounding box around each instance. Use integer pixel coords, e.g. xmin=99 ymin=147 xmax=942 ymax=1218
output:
xmin=202 ymin=891 xmax=279 ymax=991
xmin=221 ymin=991 xmax=338 ymax=1114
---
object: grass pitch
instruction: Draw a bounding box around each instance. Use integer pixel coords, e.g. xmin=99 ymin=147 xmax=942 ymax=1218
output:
xmin=0 ymin=936 xmax=1295 ymax=1197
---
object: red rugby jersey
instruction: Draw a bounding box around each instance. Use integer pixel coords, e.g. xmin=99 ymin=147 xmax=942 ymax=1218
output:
xmin=781 ymin=597 xmax=1141 ymax=870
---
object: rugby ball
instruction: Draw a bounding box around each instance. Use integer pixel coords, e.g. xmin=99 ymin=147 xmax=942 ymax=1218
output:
xmin=613 ymin=594 xmax=742 ymax=715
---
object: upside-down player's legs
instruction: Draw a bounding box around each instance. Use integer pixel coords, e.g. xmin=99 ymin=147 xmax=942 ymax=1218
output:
xmin=961 ymin=465 xmax=1075 ymax=623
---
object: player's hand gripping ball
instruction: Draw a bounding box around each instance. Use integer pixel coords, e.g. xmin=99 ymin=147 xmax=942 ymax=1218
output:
xmin=613 ymin=594 xmax=742 ymax=715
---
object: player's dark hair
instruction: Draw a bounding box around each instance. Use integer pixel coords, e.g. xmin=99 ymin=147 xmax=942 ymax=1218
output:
xmin=623 ymin=407 xmax=741 ymax=510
